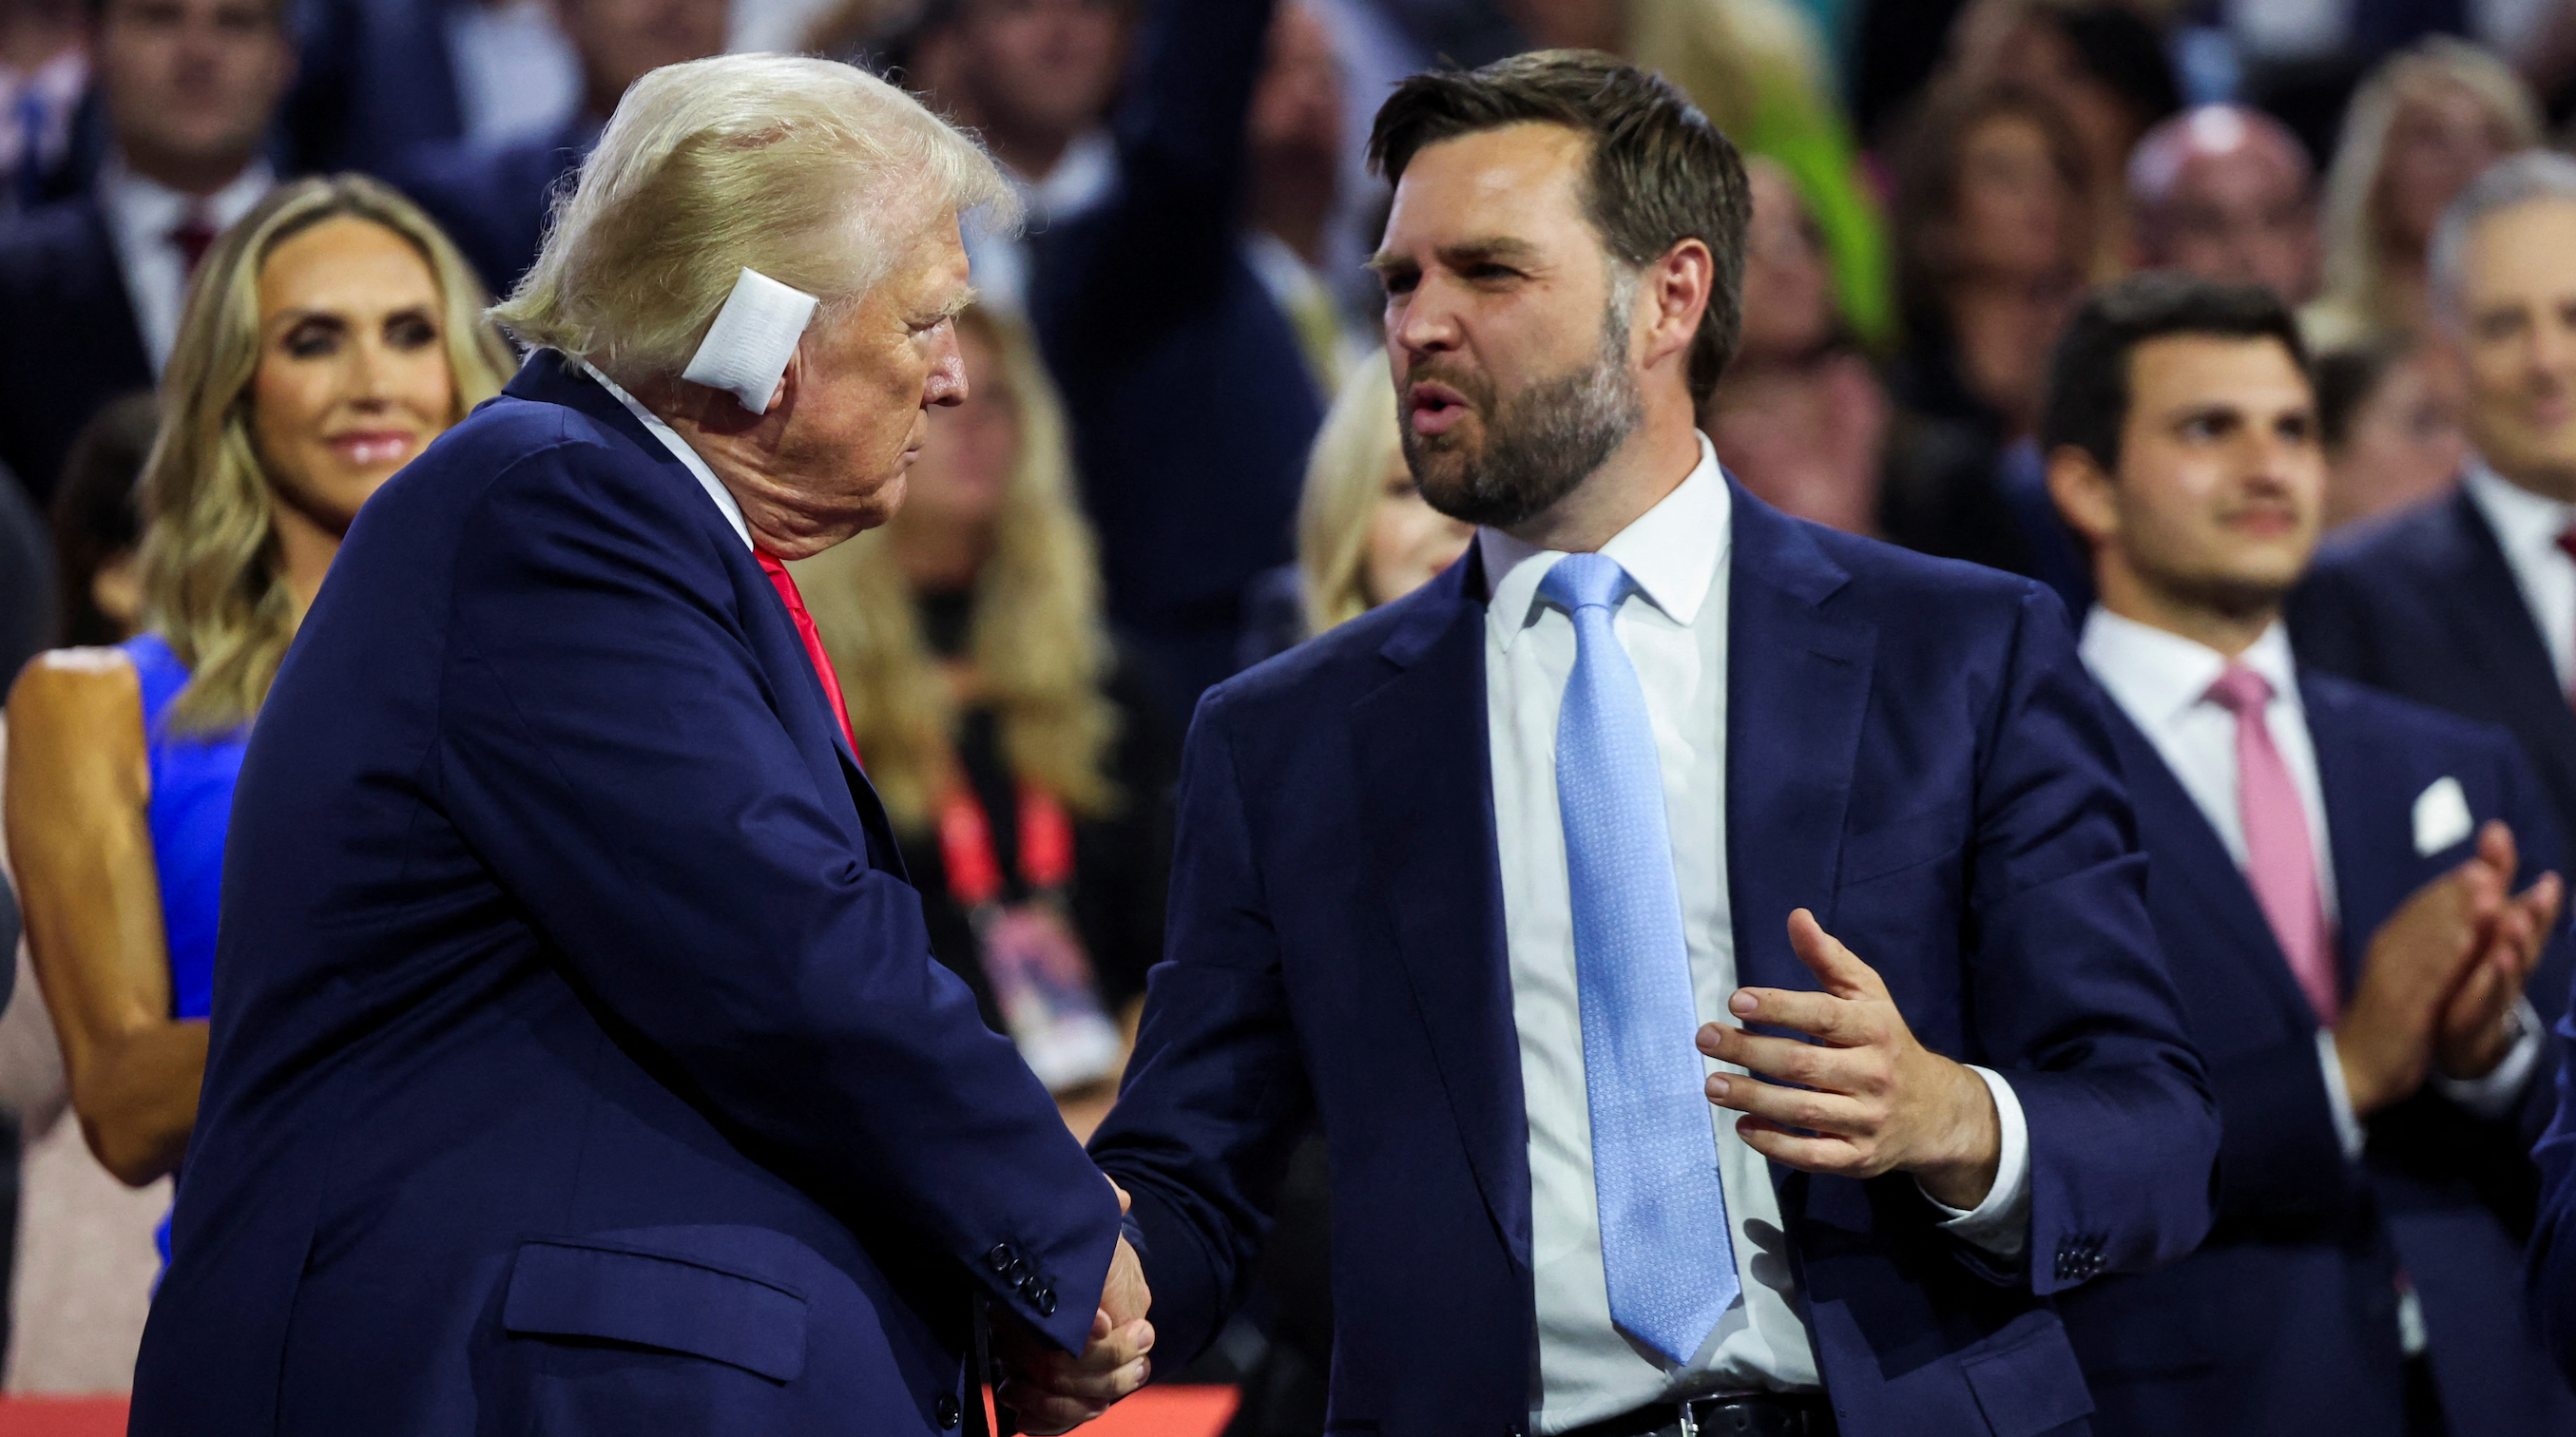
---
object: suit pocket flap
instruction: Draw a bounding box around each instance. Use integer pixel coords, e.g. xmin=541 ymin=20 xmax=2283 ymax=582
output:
xmin=1958 ymin=1312 xmax=2093 ymax=1437
xmin=502 ymin=1238 xmax=809 ymax=1382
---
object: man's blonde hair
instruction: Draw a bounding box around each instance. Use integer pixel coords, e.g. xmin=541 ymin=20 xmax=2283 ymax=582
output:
xmin=492 ymin=53 xmax=1016 ymax=385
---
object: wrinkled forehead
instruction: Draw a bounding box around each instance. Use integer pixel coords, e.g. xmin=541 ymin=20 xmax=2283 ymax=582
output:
xmin=1379 ymin=123 xmax=1600 ymax=261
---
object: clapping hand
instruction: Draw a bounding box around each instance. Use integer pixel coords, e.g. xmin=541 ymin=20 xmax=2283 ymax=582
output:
xmin=1698 ymin=910 xmax=2004 ymax=1210
xmin=995 ymin=1182 xmax=1154 ymax=1435
xmin=2433 ymin=822 xmax=2561 ymax=1083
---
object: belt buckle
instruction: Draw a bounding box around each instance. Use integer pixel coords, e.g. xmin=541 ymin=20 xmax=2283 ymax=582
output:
xmin=1677 ymin=1401 xmax=1700 ymax=1437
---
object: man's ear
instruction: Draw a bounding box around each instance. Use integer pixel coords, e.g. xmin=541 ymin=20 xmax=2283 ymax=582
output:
xmin=1640 ymin=237 xmax=1715 ymax=370
xmin=2046 ymin=443 xmax=2120 ymax=552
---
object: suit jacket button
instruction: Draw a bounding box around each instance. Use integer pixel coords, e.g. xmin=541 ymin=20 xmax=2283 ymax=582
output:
xmin=1036 ymin=1287 xmax=1058 ymax=1317
xmin=936 ymin=1395 xmax=962 ymax=1428
xmin=986 ymin=1244 xmax=1013 ymax=1273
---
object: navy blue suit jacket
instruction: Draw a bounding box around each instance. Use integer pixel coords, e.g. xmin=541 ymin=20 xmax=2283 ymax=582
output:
xmin=2535 ymin=980 xmax=2576 ymax=1383
xmin=1088 ymin=488 xmax=2220 ymax=1437
xmin=0 ymin=195 xmax=151 ymax=504
xmin=1028 ymin=0 xmax=1324 ymax=712
xmin=129 ymin=353 xmax=1122 ymax=1435
xmin=283 ymin=0 xmax=467 ymax=176
xmin=389 ymin=117 xmax=597 ymax=299
xmin=2058 ymin=671 xmax=2576 ymax=1437
xmin=2291 ymin=485 xmax=2576 ymax=873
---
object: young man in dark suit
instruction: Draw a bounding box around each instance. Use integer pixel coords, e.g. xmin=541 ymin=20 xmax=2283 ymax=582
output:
xmin=0 ymin=0 xmax=286 ymax=504
xmin=1035 ymin=53 xmax=2223 ymax=1437
xmin=2047 ymin=271 xmax=2575 ymax=1436
xmin=2294 ymin=152 xmax=2576 ymax=874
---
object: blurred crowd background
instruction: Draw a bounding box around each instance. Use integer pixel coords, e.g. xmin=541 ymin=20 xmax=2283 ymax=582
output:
xmin=3 ymin=0 xmax=2575 ymax=1422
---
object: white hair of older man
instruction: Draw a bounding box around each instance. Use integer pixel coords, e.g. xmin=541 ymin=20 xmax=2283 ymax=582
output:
xmin=2426 ymin=149 xmax=2576 ymax=331
xmin=493 ymin=53 xmax=1018 ymax=389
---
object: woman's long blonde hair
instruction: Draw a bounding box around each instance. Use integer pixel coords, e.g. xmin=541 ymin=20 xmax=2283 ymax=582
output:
xmin=138 ymin=173 xmax=512 ymax=733
xmin=1296 ymin=350 xmax=1404 ymax=637
xmin=2316 ymin=36 xmax=2541 ymax=337
xmin=796 ymin=307 xmax=1118 ymax=833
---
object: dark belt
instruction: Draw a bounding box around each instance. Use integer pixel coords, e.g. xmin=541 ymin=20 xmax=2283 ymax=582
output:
xmin=1562 ymin=1392 xmax=1839 ymax=1437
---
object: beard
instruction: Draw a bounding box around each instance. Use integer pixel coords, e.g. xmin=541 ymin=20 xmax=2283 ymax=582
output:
xmin=1401 ymin=298 xmax=1644 ymax=531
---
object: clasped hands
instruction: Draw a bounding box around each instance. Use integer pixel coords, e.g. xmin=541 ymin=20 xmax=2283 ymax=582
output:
xmin=1699 ymin=909 xmax=2005 ymax=1211
xmin=994 ymin=1180 xmax=1154 ymax=1435
xmin=2336 ymin=820 xmax=2560 ymax=1117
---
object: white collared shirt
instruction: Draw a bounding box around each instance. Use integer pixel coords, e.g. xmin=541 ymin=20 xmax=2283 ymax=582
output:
xmin=444 ymin=0 xmax=578 ymax=145
xmin=961 ymin=127 xmax=1117 ymax=318
xmin=2463 ymin=458 xmax=2576 ymax=691
xmin=1487 ymin=433 xmax=2031 ymax=1431
xmin=2078 ymin=607 xmax=2538 ymax=1162
xmin=97 ymin=154 xmax=273 ymax=374
xmin=577 ymin=359 xmax=752 ymax=550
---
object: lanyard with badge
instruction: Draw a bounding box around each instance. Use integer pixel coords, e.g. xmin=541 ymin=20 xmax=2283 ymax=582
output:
xmin=937 ymin=777 xmax=1122 ymax=1093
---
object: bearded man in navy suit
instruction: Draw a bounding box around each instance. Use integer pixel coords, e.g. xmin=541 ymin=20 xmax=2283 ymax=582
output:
xmin=1032 ymin=53 xmax=2222 ymax=1437
xmin=2044 ymin=272 xmax=2575 ymax=1437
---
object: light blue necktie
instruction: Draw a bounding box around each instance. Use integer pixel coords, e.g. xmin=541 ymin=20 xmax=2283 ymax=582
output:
xmin=1542 ymin=551 xmax=1739 ymax=1367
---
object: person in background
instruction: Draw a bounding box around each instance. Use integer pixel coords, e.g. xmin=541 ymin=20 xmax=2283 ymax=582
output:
xmin=2312 ymin=37 xmax=2541 ymax=345
xmin=2129 ymin=104 xmax=2324 ymax=306
xmin=1702 ymin=155 xmax=1889 ymax=535
xmin=862 ymin=0 xmax=1131 ymax=316
xmin=1878 ymin=79 xmax=2093 ymax=607
xmin=2045 ymin=272 xmax=2576 ymax=1437
xmin=794 ymin=305 xmax=1176 ymax=1143
xmin=2297 ymin=152 xmax=2576 ymax=883
xmin=1292 ymin=348 xmax=1472 ymax=639
xmin=1 ymin=0 xmax=96 ymax=213
xmin=280 ymin=0 xmax=577 ymax=179
xmin=389 ymin=0 xmax=729 ymax=297
xmin=2315 ymin=333 xmax=2467 ymax=531
xmin=0 ymin=0 xmax=289 ymax=508
xmin=1028 ymin=0 xmax=1330 ymax=721
xmin=46 ymin=394 xmax=156 ymax=648
xmin=1948 ymin=0 xmax=2181 ymax=280
xmin=4 ymin=177 xmax=507 ymax=1252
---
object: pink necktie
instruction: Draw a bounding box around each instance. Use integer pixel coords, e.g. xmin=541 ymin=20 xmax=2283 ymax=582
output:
xmin=2206 ymin=665 xmax=2339 ymax=1023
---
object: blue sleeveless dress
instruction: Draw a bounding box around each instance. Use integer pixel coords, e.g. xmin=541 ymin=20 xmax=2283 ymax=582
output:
xmin=120 ymin=633 xmax=249 ymax=1261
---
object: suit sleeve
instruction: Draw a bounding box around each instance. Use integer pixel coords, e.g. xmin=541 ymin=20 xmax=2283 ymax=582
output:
xmin=1085 ymin=684 xmax=1315 ymax=1365
xmin=2530 ymin=975 xmax=2576 ymax=1386
xmin=432 ymin=447 xmax=1121 ymax=1353
xmin=1968 ymin=584 xmax=2221 ymax=1294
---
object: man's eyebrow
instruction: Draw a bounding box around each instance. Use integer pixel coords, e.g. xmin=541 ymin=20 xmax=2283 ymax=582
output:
xmin=1365 ymin=237 xmax=1546 ymax=275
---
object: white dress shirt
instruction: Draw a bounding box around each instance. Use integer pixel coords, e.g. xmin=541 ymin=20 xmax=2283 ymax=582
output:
xmin=444 ymin=0 xmax=579 ymax=146
xmin=1487 ymin=433 xmax=2031 ymax=1432
xmin=580 ymin=360 xmax=752 ymax=550
xmin=2077 ymin=608 xmax=2540 ymax=1163
xmin=97 ymin=155 xmax=273 ymax=374
xmin=2464 ymin=458 xmax=2576 ymax=692
xmin=961 ymin=129 xmax=1116 ymax=318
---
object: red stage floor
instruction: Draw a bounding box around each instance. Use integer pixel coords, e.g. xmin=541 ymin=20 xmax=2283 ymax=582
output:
xmin=0 ymin=1387 xmax=1242 ymax=1436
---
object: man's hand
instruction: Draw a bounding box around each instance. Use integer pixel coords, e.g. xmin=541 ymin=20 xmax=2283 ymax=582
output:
xmin=2433 ymin=823 xmax=2560 ymax=1082
xmin=1699 ymin=910 xmax=2002 ymax=1210
xmin=994 ymin=1182 xmax=1154 ymax=1436
xmin=2337 ymin=826 xmax=2509 ymax=1114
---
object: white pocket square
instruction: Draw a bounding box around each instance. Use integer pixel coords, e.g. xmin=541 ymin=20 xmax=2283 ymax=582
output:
xmin=2413 ymin=776 xmax=2474 ymax=856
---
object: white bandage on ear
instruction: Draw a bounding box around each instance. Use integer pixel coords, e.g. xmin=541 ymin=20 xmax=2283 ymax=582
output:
xmin=682 ymin=267 xmax=819 ymax=414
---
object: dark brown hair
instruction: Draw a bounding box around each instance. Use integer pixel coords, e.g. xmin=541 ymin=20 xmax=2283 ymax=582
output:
xmin=2041 ymin=271 xmax=2310 ymax=474
xmin=1367 ymin=49 xmax=1751 ymax=404
xmin=1888 ymin=79 xmax=2091 ymax=319
xmin=48 ymin=393 xmax=157 ymax=647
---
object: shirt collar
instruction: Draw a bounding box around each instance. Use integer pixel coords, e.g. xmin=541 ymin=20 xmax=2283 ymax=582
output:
xmin=2463 ymin=455 xmax=2576 ymax=568
xmin=575 ymin=358 xmax=755 ymax=550
xmin=1478 ymin=430 xmax=1731 ymax=652
xmin=100 ymin=152 xmax=276 ymax=241
xmin=2079 ymin=605 xmax=2301 ymax=729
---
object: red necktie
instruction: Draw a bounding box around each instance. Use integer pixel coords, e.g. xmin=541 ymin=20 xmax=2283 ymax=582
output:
xmin=168 ymin=206 xmax=218 ymax=278
xmin=755 ymin=550 xmax=857 ymax=757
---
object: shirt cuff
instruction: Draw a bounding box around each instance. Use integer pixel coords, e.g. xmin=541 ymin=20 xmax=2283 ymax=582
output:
xmin=2428 ymin=998 xmax=2545 ymax=1121
xmin=2316 ymin=1028 xmax=2366 ymax=1162
xmin=1921 ymin=1064 xmax=2030 ymax=1260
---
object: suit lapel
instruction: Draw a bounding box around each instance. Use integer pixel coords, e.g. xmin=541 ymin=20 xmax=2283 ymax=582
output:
xmin=1351 ymin=557 xmax=1530 ymax=1269
xmin=2430 ymin=490 xmax=2576 ymax=789
xmin=2102 ymin=699 xmax=2321 ymax=1034
xmin=507 ymin=352 xmax=908 ymax=878
xmin=2304 ymin=676 xmax=2423 ymax=997
xmin=1723 ymin=489 xmax=1874 ymax=994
